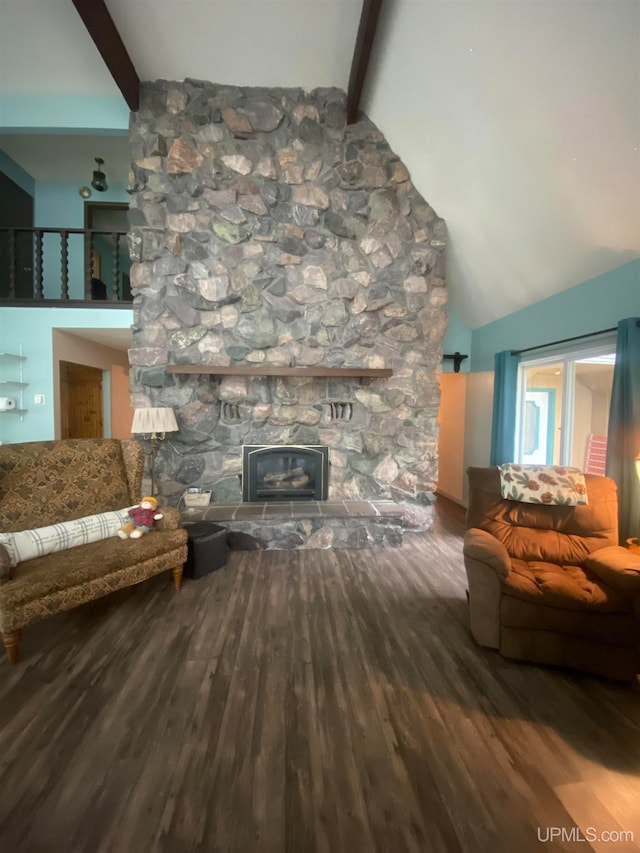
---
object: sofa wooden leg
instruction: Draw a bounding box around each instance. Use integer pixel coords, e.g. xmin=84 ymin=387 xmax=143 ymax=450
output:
xmin=3 ymin=629 xmax=22 ymax=664
xmin=172 ymin=566 xmax=183 ymax=590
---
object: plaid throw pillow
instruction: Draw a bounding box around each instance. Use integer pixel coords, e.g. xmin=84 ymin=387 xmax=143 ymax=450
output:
xmin=0 ymin=508 xmax=132 ymax=568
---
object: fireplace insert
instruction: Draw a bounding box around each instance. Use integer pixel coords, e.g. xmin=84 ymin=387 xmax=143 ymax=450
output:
xmin=242 ymin=445 xmax=329 ymax=502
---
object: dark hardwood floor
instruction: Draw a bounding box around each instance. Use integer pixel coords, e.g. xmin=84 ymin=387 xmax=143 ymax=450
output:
xmin=1 ymin=498 xmax=639 ymax=853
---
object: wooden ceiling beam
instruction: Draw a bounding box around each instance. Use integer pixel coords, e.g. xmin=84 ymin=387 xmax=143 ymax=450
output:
xmin=71 ymin=0 xmax=140 ymax=112
xmin=346 ymin=0 xmax=384 ymax=124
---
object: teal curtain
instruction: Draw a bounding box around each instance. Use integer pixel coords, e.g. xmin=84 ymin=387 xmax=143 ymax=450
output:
xmin=606 ymin=318 xmax=640 ymax=543
xmin=490 ymin=350 xmax=520 ymax=466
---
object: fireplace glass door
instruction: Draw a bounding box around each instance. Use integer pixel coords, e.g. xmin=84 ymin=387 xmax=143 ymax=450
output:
xmin=242 ymin=445 xmax=329 ymax=502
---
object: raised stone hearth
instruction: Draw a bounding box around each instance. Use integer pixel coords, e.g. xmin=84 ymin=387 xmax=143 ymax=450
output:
xmin=128 ymin=81 xmax=448 ymax=535
xmin=182 ymin=500 xmax=405 ymax=549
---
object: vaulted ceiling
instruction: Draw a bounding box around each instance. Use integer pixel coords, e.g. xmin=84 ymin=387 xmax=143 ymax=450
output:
xmin=1 ymin=0 xmax=638 ymax=329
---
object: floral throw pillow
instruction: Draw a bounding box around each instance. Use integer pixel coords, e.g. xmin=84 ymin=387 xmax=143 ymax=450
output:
xmin=498 ymin=464 xmax=589 ymax=506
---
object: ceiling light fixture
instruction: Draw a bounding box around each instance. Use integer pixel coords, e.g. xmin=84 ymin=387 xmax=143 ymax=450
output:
xmin=91 ymin=157 xmax=108 ymax=192
xmin=78 ymin=186 xmax=92 ymax=199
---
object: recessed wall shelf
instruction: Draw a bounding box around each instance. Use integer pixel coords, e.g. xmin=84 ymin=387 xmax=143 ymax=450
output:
xmin=166 ymin=365 xmax=393 ymax=378
xmin=0 ymin=348 xmax=27 ymax=421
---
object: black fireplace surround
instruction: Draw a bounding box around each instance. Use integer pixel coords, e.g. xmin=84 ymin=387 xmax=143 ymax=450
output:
xmin=242 ymin=445 xmax=329 ymax=502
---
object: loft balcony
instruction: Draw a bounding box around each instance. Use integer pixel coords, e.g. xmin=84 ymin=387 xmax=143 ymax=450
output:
xmin=0 ymin=227 xmax=131 ymax=307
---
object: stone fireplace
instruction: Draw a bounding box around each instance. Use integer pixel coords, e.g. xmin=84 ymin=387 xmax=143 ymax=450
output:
xmin=127 ymin=81 xmax=447 ymax=530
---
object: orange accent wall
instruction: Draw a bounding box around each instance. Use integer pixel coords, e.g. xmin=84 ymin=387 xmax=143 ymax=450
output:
xmin=438 ymin=373 xmax=468 ymax=503
xmin=52 ymin=331 xmax=131 ymax=440
xmin=110 ymin=363 xmax=133 ymax=439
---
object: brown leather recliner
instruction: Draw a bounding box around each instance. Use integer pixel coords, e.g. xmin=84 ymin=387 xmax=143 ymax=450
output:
xmin=463 ymin=467 xmax=640 ymax=681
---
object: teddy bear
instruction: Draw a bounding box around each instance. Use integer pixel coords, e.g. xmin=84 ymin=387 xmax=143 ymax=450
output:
xmin=117 ymin=496 xmax=163 ymax=539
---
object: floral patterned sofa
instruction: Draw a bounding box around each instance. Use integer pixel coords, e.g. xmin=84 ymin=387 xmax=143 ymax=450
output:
xmin=0 ymin=439 xmax=188 ymax=664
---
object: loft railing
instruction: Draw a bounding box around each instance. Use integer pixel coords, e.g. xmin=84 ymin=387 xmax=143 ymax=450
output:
xmin=0 ymin=227 xmax=131 ymax=305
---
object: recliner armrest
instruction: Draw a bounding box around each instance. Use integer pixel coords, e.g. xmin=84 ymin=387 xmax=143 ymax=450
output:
xmin=463 ymin=528 xmax=511 ymax=579
xmin=584 ymin=545 xmax=640 ymax=595
xmin=155 ymin=506 xmax=182 ymax=531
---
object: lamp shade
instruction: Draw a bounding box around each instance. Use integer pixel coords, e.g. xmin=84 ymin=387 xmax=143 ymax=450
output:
xmin=131 ymin=407 xmax=178 ymax=436
xmin=636 ymin=453 xmax=640 ymax=482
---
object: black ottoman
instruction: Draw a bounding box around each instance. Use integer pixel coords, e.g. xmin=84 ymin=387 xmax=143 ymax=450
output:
xmin=184 ymin=522 xmax=228 ymax=579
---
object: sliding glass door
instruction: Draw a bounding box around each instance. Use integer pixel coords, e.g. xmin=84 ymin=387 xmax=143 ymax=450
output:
xmin=515 ymin=342 xmax=615 ymax=470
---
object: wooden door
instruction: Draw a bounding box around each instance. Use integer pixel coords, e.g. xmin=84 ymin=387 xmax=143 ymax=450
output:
xmin=60 ymin=361 xmax=104 ymax=438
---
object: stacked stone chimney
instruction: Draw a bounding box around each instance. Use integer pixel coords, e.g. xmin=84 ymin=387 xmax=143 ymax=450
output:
xmin=127 ymin=81 xmax=447 ymax=520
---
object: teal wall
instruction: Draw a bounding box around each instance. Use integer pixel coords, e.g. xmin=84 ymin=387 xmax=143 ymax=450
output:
xmin=0 ymin=95 xmax=129 ymax=133
xmin=0 ymin=149 xmax=35 ymax=195
xmin=35 ymin=181 xmax=129 ymax=299
xmin=0 ymin=160 xmax=129 ymax=299
xmin=35 ymin=181 xmax=128 ymax=225
xmin=471 ymin=259 xmax=640 ymax=372
xmin=0 ymin=306 xmax=133 ymax=444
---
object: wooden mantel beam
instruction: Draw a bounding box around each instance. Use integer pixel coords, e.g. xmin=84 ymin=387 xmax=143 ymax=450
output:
xmin=346 ymin=0 xmax=384 ymax=125
xmin=71 ymin=0 xmax=140 ymax=112
xmin=166 ymin=366 xmax=393 ymax=379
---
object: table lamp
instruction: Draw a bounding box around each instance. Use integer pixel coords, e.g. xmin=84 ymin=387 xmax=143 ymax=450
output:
xmin=131 ymin=407 xmax=179 ymax=496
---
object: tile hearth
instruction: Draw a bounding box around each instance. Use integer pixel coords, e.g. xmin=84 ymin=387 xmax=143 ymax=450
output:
xmin=181 ymin=500 xmax=405 ymax=550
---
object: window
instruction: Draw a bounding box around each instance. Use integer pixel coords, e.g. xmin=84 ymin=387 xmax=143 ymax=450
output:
xmin=515 ymin=341 xmax=615 ymax=469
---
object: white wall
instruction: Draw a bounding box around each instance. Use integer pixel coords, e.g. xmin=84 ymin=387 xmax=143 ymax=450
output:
xmin=363 ymin=1 xmax=640 ymax=329
xmin=437 ymin=370 xmax=495 ymax=507
xmin=572 ymin=379 xmax=592 ymax=469
xmin=462 ymin=372 xmax=495 ymax=504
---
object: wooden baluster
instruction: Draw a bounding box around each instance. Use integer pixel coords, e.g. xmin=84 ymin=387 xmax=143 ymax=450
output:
xmin=34 ymin=230 xmax=44 ymax=299
xmin=26 ymin=230 xmax=34 ymax=297
xmin=60 ymin=230 xmax=69 ymax=300
xmin=111 ymin=232 xmax=120 ymax=300
xmin=8 ymin=229 xmax=16 ymax=298
xmin=84 ymin=231 xmax=93 ymax=300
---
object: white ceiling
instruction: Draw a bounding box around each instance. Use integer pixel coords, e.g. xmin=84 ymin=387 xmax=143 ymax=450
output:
xmin=59 ymin=328 xmax=132 ymax=352
xmin=0 ymin=134 xmax=131 ymax=184
xmin=108 ymin=0 xmax=364 ymax=90
xmin=0 ymin=0 xmax=638 ymax=329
